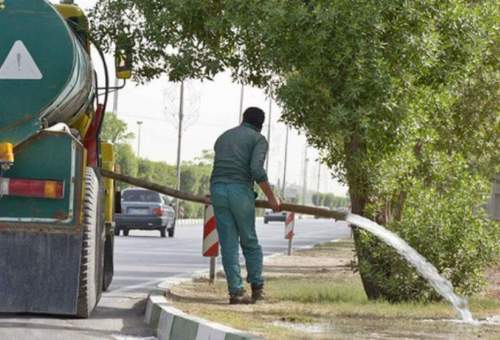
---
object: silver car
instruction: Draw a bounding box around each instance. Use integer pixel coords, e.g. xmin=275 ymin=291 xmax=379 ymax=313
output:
xmin=115 ymin=188 xmax=176 ymax=237
xmin=263 ymin=209 xmax=287 ymax=224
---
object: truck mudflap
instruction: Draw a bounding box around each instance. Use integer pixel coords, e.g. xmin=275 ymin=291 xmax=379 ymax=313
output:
xmin=0 ymin=231 xmax=82 ymax=315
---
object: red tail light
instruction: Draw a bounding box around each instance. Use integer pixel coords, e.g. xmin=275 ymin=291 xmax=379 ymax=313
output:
xmin=0 ymin=177 xmax=64 ymax=200
xmin=153 ymin=207 xmax=166 ymax=216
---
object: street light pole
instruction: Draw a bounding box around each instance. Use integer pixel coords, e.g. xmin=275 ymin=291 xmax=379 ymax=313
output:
xmin=238 ymin=84 xmax=245 ymax=123
xmin=265 ymin=94 xmax=272 ymax=173
xmin=136 ymin=121 xmax=143 ymax=157
xmin=282 ymin=127 xmax=289 ymax=197
xmin=316 ymin=162 xmax=321 ymax=197
xmin=175 ymin=81 xmax=185 ymax=221
xmin=112 ymin=78 xmax=119 ymax=115
xmin=302 ymin=145 xmax=309 ymax=205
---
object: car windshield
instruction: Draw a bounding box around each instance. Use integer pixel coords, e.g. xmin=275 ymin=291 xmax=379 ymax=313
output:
xmin=122 ymin=190 xmax=161 ymax=203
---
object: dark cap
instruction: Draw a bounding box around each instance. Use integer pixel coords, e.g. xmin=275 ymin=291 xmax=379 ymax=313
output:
xmin=243 ymin=107 xmax=265 ymax=131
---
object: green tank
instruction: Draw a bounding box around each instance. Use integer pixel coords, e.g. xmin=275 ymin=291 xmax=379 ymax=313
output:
xmin=0 ymin=0 xmax=94 ymax=146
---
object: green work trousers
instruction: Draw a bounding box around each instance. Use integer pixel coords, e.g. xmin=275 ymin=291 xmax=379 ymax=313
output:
xmin=210 ymin=182 xmax=264 ymax=294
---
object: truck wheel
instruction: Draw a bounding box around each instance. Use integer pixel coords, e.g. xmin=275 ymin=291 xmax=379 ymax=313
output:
xmin=123 ymin=228 xmax=129 ymax=236
xmin=76 ymin=168 xmax=104 ymax=318
xmin=160 ymin=227 xmax=166 ymax=238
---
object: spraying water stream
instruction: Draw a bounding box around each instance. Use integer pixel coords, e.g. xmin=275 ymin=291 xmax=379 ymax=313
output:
xmin=346 ymin=213 xmax=475 ymax=323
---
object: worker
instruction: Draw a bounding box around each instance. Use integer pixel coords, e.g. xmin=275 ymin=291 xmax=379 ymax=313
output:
xmin=210 ymin=107 xmax=281 ymax=304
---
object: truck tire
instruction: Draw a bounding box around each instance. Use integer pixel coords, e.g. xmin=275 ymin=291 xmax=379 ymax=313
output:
xmin=76 ymin=168 xmax=104 ymax=318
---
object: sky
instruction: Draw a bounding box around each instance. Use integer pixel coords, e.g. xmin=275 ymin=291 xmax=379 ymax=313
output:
xmin=75 ymin=0 xmax=347 ymax=197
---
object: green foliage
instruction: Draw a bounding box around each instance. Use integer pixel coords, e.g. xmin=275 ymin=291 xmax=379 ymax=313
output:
xmin=101 ymin=112 xmax=134 ymax=144
xmin=360 ymin=157 xmax=500 ymax=301
xmin=312 ymin=192 xmax=350 ymax=209
xmin=114 ymin=143 xmax=138 ymax=183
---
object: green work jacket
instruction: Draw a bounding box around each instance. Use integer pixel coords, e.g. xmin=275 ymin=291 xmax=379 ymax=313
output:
xmin=210 ymin=122 xmax=269 ymax=187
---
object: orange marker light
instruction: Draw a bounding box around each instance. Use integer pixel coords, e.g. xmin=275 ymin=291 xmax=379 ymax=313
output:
xmin=0 ymin=143 xmax=14 ymax=164
xmin=44 ymin=180 xmax=65 ymax=199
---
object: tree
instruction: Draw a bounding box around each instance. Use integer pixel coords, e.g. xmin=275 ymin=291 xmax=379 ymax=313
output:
xmin=311 ymin=193 xmax=322 ymax=206
xmin=101 ymin=112 xmax=134 ymax=144
xmin=91 ymin=1 xmax=499 ymax=300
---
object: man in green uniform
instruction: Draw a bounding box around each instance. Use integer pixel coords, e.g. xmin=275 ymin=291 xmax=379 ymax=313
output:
xmin=210 ymin=107 xmax=280 ymax=304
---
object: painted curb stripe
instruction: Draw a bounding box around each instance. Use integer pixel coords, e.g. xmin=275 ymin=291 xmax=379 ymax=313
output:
xmin=145 ymin=294 xmax=168 ymax=328
xmin=147 ymin=293 xmax=260 ymax=340
xmin=196 ymin=323 xmax=226 ymax=340
xmin=157 ymin=309 xmax=175 ymax=340
xmin=170 ymin=315 xmax=199 ymax=339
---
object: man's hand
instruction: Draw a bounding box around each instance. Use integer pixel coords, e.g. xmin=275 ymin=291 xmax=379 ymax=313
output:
xmin=258 ymin=181 xmax=281 ymax=212
xmin=268 ymin=196 xmax=281 ymax=212
xmin=204 ymin=195 xmax=212 ymax=205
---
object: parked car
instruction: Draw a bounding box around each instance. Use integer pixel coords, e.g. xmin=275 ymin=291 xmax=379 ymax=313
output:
xmin=263 ymin=209 xmax=287 ymax=224
xmin=115 ymin=188 xmax=176 ymax=237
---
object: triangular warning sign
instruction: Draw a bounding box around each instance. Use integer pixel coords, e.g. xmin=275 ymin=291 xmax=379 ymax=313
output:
xmin=0 ymin=41 xmax=43 ymax=80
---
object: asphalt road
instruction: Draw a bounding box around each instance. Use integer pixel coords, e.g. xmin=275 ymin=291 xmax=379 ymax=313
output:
xmin=0 ymin=218 xmax=351 ymax=340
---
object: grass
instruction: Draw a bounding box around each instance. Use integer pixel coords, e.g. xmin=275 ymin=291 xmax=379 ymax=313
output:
xmin=268 ymin=277 xmax=367 ymax=304
xmin=167 ymin=240 xmax=500 ymax=339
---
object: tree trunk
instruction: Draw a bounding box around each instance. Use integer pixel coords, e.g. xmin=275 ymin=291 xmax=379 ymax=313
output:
xmin=344 ymin=133 xmax=382 ymax=300
xmin=349 ymin=191 xmax=383 ymax=300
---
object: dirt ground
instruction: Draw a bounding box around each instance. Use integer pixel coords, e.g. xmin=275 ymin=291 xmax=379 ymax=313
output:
xmin=167 ymin=241 xmax=500 ymax=339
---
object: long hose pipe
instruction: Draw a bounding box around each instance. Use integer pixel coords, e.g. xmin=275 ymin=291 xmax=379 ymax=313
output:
xmin=101 ymin=169 xmax=349 ymax=221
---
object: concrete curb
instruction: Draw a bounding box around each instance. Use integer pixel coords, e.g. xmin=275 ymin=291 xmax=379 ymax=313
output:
xmin=144 ymin=291 xmax=262 ymax=340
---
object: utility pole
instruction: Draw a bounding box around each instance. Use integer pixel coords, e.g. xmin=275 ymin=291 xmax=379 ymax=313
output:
xmin=238 ymin=84 xmax=245 ymax=123
xmin=112 ymin=78 xmax=119 ymax=115
xmin=265 ymin=94 xmax=272 ymax=173
xmin=282 ymin=127 xmax=289 ymax=197
xmin=136 ymin=121 xmax=143 ymax=157
xmin=316 ymin=163 xmax=321 ymax=196
xmin=302 ymin=145 xmax=309 ymax=205
xmin=175 ymin=81 xmax=184 ymax=221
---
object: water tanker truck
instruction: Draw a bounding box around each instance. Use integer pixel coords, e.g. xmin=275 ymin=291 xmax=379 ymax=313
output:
xmin=0 ymin=0 xmax=130 ymax=317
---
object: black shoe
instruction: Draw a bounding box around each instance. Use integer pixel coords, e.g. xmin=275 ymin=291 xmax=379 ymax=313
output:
xmin=229 ymin=289 xmax=252 ymax=305
xmin=251 ymin=284 xmax=265 ymax=303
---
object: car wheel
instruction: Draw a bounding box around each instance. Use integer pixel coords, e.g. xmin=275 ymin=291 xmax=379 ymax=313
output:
xmin=168 ymin=227 xmax=175 ymax=238
xmin=160 ymin=227 xmax=166 ymax=238
xmin=123 ymin=228 xmax=129 ymax=236
xmin=264 ymin=219 xmax=268 ymax=224
xmin=114 ymin=227 xmax=120 ymax=236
